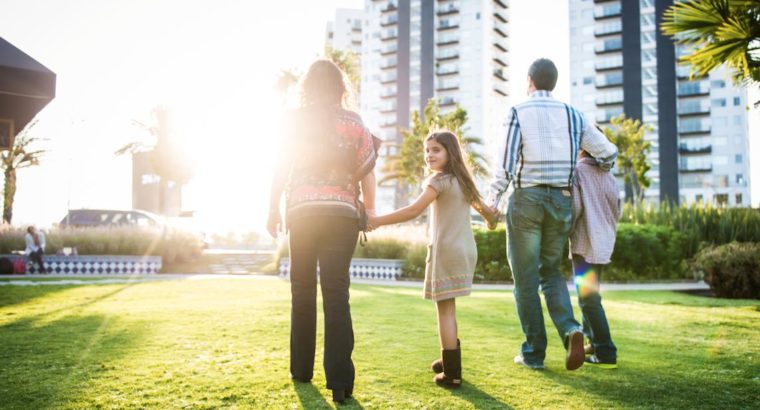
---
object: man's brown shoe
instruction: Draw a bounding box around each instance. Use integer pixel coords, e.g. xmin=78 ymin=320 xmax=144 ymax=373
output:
xmin=566 ymin=330 xmax=585 ymax=370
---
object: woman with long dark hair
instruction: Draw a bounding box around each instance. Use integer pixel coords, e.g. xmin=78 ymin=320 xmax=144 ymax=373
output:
xmin=267 ymin=60 xmax=377 ymax=403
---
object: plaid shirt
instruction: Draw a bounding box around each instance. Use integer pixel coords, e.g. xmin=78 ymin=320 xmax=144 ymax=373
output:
xmin=570 ymin=157 xmax=621 ymax=264
xmin=487 ymin=90 xmax=618 ymax=208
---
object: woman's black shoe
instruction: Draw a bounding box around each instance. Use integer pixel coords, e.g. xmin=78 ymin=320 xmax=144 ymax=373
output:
xmin=332 ymin=389 xmax=347 ymax=403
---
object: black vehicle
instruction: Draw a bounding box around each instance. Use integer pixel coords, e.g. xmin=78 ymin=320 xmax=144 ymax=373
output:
xmin=59 ymin=209 xmax=162 ymax=228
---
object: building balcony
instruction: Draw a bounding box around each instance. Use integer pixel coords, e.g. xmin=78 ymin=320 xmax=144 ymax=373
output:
xmin=595 ymin=78 xmax=623 ymax=88
xmin=437 ymin=37 xmax=459 ymax=46
xmin=594 ymin=4 xmax=622 ymax=19
xmin=595 ymin=24 xmax=622 ymax=37
xmin=381 ymin=16 xmax=398 ymax=27
xmin=437 ymin=5 xmax=459 ymax=16
xmin=493 ymin=56 xmax=507 ymax=67
xmin=595 ymin=98 xmax=624 ymax=107
xmin=438 ymin=22 xmax=460 ymax=31
xmin=380 ymin=120 xmax=397 ymax=128
xmin=679 ymin=127 xmax=711 ymax=135
xmin=494 ymin=11 xmax=508 ymax=23
xmin=678 ymin=145 xmax=712 ymax=154
xmin=678 ymin=108 xmax=710 ymax=117
xmin=381 ymin=3 xmax=397 ymax=13
xmin=379 ymin=90 xmax=397 ymax=99
xmin=595 ymin=61 xmax=623 ymax=72
xmin=379 ymin=104 xmax=397 ymax=113
xmin=493 ymin=26 xmax=508 ymax=38
xmin=380 ymin=61 xmax=397 ymax=70
xmin=493 ymin=68 xmax=507 ymax=81
xmin=381 ymin=45 xmax=397 ymax=55
xmin=493 ymin=40 xmax=508 ymax=52
xmin=436 ymin=52 xmax=459 ymax=61
xmin=436 ymin=68 xmax=459 ymax=77
xmin=436 ymin=84 xmax=459 ymax=92
xmin=440 ymin=97 xmax=457 ymax=106
xmin=493 ymin=0 xmax=508 ymax=9
xmin=679 ymin=166 xmax=713 ymax=173
xmin=595 ymin=40 xmax=623 ymax=54
xmin=494 ymin=84 xmax=508 ymax=96
xmin=380 ymin=75 xmax=397 ymax=84
xmin=677 ymin=86 xmax=710 ymax=97
xmin=381 ymin=31 xmax=398 ymax=41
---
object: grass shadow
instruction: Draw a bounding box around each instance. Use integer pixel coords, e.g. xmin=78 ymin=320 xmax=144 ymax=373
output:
xmin=453 ymin=381 xmax=514 ymax=409
xmin=0 ymin=313 xmax=149 ymax=409
xmin=293 ymin=381 xmax=365 ymax=409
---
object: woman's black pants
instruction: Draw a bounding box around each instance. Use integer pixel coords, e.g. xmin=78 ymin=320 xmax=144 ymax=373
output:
xmin=288 ymin=215 xmax=358 ymax=390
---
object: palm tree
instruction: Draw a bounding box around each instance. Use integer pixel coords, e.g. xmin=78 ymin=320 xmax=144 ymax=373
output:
xmin=662 ymin=0 xmax=760 ymax=84
xmin=115 ymin=105 xmax=193 ymax=216
xmin=1 ymin=120 xmax=46 ymax=224
xmin=380 ymin=99 xmax=488 ymax=192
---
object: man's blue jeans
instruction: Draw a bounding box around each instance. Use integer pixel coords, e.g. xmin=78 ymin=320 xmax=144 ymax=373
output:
xmin=506 ymin=186 xmax=581 ymax=366
xmin=572 ymin=254 xmax=617 ymax=362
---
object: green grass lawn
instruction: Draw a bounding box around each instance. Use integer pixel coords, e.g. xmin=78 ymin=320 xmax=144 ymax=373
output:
xmin=0 ymin=278 xmax=757 ymax=409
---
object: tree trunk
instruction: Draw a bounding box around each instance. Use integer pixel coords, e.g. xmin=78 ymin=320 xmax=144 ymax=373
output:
xmin=3 ymin=167 xmax=16 ymax=224
xmin=158 ymin=178 xmax=168 ymax=216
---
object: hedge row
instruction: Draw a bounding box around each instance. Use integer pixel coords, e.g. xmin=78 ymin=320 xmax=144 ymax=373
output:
xmin=400 ymin=223 xmax=690 ymax=282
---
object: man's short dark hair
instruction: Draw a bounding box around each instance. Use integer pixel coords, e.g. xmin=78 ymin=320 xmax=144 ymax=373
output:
xmin=528 ymin=58 xmax=558 ymax=91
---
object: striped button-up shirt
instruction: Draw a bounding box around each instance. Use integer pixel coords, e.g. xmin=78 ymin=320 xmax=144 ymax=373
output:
xmin=570 ymin=157 xmax=621 ymax=264
xmin=487 ymin=90 xmax=618 ymax=208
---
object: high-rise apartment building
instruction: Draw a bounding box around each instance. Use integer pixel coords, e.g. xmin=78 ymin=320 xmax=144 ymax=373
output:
xmin=362 ymin=0 xmax=511 ymax=211
xmin=569 ymin=0 xmax=751 ymax=206
xmin=325 ymin=8 xmax=365 ymax=56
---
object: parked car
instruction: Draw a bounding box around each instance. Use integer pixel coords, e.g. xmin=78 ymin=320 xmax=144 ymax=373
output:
xmin=58 ymin=209 xmax=163 ymax=228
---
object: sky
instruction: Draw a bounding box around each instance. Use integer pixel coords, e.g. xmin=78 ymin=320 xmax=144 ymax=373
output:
xmin=0 ymin=0 xmax=758 ymax=233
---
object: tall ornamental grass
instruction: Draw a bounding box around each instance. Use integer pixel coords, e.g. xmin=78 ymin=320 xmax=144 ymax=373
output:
xmin=621 ymin=202 xmax=760 ymax=257
xmin=0 ymin=226 xmax=204 ymax=264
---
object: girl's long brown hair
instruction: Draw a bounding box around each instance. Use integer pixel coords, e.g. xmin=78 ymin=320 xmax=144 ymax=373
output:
xmin=426 ymin=131 xmax=483 ymax=205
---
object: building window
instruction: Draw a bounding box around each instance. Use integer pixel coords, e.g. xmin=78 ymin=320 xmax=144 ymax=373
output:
xmin=711 ymin=80 xmax=726 ymax=88
xmin=734 ymin=96 xmax=741 ymax=106
xmin=695 ymin=194 xmax=703 ymax=203
xmin=736 ymin=193 xmax=743 ymax=205
xmin=712 ymin=98 xmax=726 ymax=107
xmin=736 ymin=174 xmax=745 ymax=185
xmin=736 ymin=154 xmax=743 ymax=164
xmin=583 ymin=76 xmax=593 ymax=85
xmin=715 ymin=194 xmax=728 ymax=206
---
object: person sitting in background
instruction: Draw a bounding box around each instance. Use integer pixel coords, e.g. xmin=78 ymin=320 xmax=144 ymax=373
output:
xmin=25 ymin=225 xmax=46 ymax=273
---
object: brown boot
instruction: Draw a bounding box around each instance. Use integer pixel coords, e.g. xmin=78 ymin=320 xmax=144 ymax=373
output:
xmin=431 ymin=339 xmax=460 ymax=373
xmin=434 ymin=346 xmax=462 ymax=388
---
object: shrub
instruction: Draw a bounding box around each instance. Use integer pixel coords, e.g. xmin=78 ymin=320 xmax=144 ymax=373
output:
xmin=608 ymin=223 xmax=688 ymax=281
xmin=692 ymin=242 xmax=760 ymax=299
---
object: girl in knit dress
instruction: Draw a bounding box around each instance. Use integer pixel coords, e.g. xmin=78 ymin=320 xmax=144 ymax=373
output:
xmin=369 ymin=131 xmax=497 ymax=388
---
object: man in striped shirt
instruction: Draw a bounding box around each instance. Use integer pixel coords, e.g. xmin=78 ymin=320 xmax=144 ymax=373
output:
xmin=486 ymin=58 xmax=618 ymax=371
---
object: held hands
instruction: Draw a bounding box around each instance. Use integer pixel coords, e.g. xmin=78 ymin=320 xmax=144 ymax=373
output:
xmin=366 ymin=209 xmax=378 ymax=232
xmin=267 ymin=210 xmax=281 ymax=239
xmin=485 ymin=206 xmax=500 ymax=230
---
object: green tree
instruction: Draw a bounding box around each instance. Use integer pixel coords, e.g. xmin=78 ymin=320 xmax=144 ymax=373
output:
xmin=115 ymin=105 xmax=194 ymax=216
xmin=380 ymin=99 xmax=488 ymax=191
xmin=662 ymin=0 xmax=760 ymax=85
xmin=1 ymin=120 xmax=46 ymax=224
xmin=602 ymin=115 xmax=653 ymax=206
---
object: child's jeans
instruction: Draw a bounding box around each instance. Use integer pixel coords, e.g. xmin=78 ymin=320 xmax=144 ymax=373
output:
xmin=572 ymin=254 xmax=617 ymax=362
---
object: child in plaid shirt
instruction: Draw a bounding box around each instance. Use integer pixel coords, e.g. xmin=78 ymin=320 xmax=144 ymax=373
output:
xmin=570 ymin=149 xmax=620 ymax=369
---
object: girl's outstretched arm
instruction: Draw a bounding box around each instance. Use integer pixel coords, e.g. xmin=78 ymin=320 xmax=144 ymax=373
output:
xmin=370 ymin=186 xmax=438 ymax=227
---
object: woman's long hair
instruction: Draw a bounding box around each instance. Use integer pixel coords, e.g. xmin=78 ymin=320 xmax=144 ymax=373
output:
xmin=426 ymin=131 xmax=483 ymax=205
xmin=298 ymin=59 xmax=353 ymax=109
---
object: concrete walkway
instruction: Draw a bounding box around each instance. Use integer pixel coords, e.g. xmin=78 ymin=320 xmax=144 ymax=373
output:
xmin=0 ymin=273 xmax=711 ymax=291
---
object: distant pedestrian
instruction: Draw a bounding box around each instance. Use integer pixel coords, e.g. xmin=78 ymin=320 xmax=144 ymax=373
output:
xmin=25 ymin=225 xmax=46 ymax=273
xmin=570 ymin=149 xmax=620 ymax=369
